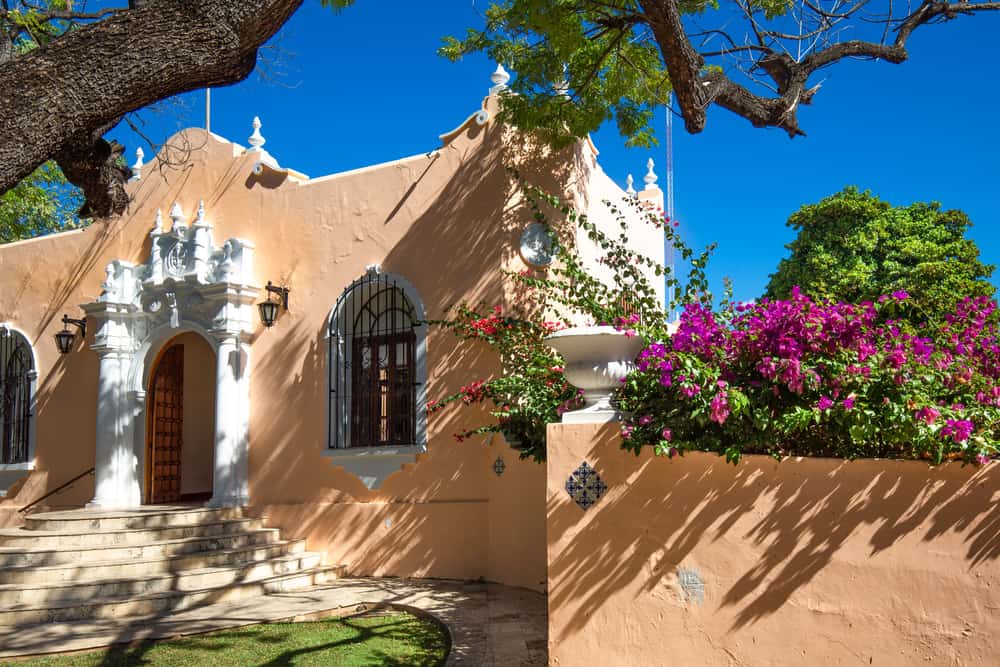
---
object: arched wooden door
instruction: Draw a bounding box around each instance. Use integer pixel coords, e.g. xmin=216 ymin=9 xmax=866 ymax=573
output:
xmin=147 ymin=344 xmax=183 ymax=504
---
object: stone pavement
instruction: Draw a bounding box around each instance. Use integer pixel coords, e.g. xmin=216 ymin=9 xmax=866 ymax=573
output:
xmin=0 ymin=578 xmax=547 ymax=665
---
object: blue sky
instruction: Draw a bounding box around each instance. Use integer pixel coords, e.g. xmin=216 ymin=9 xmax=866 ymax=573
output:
xmin=108 ymin=2 xmax=1000 ymax=303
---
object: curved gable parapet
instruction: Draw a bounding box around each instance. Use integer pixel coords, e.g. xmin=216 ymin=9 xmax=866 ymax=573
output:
xmin=438 ymin=99 xmax=493 ymax=145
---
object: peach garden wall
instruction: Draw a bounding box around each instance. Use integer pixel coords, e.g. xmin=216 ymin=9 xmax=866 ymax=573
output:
xmin=547 ymin=422 xmax=1000 ymax=665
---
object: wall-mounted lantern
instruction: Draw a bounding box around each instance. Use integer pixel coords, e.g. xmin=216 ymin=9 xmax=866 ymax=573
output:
xmin=54 ymin=314 xmax=87 ymax=354
xmin=258 ymin=281 xmax=290 ymax=328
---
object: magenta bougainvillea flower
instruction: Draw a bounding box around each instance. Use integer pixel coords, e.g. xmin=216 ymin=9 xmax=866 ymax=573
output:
xmin=618 ymin=291 xmax=999 ymax=465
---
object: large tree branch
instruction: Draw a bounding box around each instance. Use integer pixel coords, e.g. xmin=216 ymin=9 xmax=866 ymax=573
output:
xmin=637 ymin=0 xmax=710 ymax=133
xmin=640 ymin=0 xmax=1000 ymax=138
xmin=0 ymin=0 xmax=303 ymax=217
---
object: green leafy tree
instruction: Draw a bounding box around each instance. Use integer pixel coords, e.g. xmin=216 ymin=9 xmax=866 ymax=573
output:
xmin=0 ymin=161 xmax=85 ymax=243
xmin=442 ymin=1 xmax=1000 ymax=144
xmin=765 ymin=187 xmax=995 ymax=321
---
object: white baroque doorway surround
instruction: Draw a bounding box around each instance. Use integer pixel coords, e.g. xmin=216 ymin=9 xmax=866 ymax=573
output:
xmin=82 ymin=202 xmax=259 ymax=508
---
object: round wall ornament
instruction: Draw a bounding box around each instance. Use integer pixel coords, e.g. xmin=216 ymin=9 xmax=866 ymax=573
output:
xmin=519 ymin=222 xmax=555 ymax=268
xmin=164 ymin=242 xmax=189 ymax=277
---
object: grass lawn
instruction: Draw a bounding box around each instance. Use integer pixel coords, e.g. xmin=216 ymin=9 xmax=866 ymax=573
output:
xmin=14 ymin=611 xmax=449 ymax=666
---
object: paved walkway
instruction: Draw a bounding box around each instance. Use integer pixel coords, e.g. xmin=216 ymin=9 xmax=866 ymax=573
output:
xmin=0 ymin=578 xmax=547 ymax=665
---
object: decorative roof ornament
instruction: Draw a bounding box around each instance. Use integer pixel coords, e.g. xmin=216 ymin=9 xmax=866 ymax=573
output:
xmin=247 ymin=116 xmax=266 ymax=152
xmin=489 ymin=63 xmax=511 ymax=95
xmin=643 ymin=158 xmax=659 ymax=191
xmin=193 ymin=199 xmax=209 ymax=227
xmin=130 ymin=147 xmax=144 ymax=182
xmin=169 ymin=202 xmax=186 ymax=229
xmin=625 ymin=174 xmax=636 ymax=197
xmin=152 ymin=209 xmax=163 ymax=234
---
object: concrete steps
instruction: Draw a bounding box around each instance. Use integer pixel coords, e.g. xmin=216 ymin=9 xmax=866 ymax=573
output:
xmin=0 ymin=540 xmax=307 ymax=586
xmin=22 ymin=506 xmax=244 ymax=531
xmin=0 ymin=505 xmax=345 ymax=628
xmin=0 ymin=528 xmax=284 ymax=568
xmin=0 ymin=518 xmax=262 ymax=548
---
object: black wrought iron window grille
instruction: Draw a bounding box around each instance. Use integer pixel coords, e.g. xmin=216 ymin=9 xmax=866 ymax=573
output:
xmin=0 ymin=328 xmax=34 ymax=465
xmin=329 ymin=272 xmax=419 ymax=449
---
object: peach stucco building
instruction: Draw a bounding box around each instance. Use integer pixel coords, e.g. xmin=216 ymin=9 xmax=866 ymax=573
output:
xmin=0 ymin=83 xmax=663 ymax=592
xmin=2 ymin=75 xmax=998 ymax=666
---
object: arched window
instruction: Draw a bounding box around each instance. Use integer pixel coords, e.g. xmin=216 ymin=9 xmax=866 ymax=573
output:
xmin=0 ymin=328 xmax=34 ymax=465
xmin=328 ymin=269 xmax=426 ymax=450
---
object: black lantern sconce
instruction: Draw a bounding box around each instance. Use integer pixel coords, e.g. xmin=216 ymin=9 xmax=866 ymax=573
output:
xmin=258 ymin=281 xmax=290 ymax=328
xmin=54 ymin=314 xmax=87 ymax=354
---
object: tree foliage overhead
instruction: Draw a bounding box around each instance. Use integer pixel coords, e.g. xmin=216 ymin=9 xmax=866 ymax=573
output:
xmin=765 ymin=187 xmax=996 ymax=321
xmin=442 ymin=0 xmax=1000 ymax=146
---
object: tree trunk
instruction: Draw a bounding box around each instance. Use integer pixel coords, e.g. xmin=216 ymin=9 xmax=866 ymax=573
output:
xmin=0 ymin=0 xmax=303 ymax=217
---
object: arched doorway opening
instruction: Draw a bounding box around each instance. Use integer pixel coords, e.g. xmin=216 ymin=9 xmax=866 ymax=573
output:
xmin=145 ymin=332 xmax=216 ymax=504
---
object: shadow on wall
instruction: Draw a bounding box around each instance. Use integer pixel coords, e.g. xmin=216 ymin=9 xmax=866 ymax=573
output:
xmin=247 ymin=312 xmax=495 ymax=579
xmin=1 ymin=220 xmax=124 ymax=512
xmin=549 ymin=439 xmax=1000 ymax=638
xmin=241 ymin=119 xmax=573 ymax=582
xmin=0 ymin=150 xmax=209 ymax=514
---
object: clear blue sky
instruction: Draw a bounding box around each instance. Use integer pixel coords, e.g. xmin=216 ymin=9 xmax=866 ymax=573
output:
xmin=109 ymin=2 xmax=1000 ymax=304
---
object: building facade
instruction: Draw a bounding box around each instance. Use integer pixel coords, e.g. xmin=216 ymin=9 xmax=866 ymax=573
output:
xmin=0 ymin=89 xmax=663 ymax=590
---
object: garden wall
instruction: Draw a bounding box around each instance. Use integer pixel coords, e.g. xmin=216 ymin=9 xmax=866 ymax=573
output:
xmin=547 ymin=422 xmax=1000 ymax=665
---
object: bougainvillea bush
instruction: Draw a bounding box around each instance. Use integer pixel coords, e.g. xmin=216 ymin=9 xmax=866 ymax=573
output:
xmin=432 ymin=178 xmax=1000 ymax=465
xmin=618 ymin=292 xmax=1000 ymax=464
xmin=428 ymin=178 xmax=706 ymax=462
xmin=427 ymin=304 xmax=579 ymax=462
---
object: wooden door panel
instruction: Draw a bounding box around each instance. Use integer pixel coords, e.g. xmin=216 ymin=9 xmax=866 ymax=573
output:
xmin=148 ymin=344 xmax=183 ymax=504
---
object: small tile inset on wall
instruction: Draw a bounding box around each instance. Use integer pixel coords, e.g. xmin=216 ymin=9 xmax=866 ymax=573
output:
xmin=677 ymin=567 xmax=705 ymax=605
xmin=565 ymin=461 xmax=607 ymax=510
xmin=493 ymin=456 xmax=506 ymax=477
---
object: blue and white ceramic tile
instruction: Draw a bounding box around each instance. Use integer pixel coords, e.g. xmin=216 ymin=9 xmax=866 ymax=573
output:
xmin=565 ymin=461 xmax=607 ymax=510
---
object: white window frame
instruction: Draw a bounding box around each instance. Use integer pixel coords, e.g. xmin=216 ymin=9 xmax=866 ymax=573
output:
xmin=324 ymin=268 xmax=427 ymax=488
xmin=0 ymin=324 xmax=38 ymax=478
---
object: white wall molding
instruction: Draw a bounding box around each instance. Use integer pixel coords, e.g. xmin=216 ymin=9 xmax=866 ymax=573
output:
xmin=81 ymin=202 xmax=259 ymax=509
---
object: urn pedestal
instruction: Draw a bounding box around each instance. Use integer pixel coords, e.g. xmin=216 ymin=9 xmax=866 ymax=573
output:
xmin=545 ymin=326 xmax=645 ymax=424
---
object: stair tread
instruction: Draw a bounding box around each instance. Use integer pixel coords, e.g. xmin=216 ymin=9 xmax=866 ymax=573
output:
xmin=0 ymin=564 xmax=346 ymax=613
xmin=26 ymin=506 xmax=238 ymax=521
xmin=0 ymin=527 xmax=280 ymax=555
xmin=0 ymin=518 xmax=256 ymax=539
xmin=0 ymin=538 xmax=306 ymax=575
xmin=0 ymin=552 xmax=326 ymax=591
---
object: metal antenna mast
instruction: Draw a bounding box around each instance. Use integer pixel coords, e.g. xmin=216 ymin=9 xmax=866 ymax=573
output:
xmin=665 ymin=94 xmax=676 ymax=319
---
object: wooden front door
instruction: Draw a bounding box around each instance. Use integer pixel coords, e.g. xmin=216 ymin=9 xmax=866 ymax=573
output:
xmin=147 ymin=344 xmax=183 ymax=504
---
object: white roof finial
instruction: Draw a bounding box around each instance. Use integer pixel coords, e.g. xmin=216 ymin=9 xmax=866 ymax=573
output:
xmin=625 ymin=174 xmax=636 ymax=197
xmin=643 ymin=158 xmax=659 ymax=191
xmin=152 ymin=208 xmax=163 ymax=233
xmin=193 ymin=199 xmax=209 ymax=227
xmin=247 ymin=116 xmax=265 ymax=152
xmin=130 ymin=147 xmax=144 ymax=181
xmin=489 ymin=63 xmax=511 ymax=95
xmin=169 ymin=202 xmax=186 ymax=228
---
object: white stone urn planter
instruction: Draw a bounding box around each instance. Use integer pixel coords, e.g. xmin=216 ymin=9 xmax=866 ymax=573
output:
xmin=545 ymin=326 xmax=646 ymax=424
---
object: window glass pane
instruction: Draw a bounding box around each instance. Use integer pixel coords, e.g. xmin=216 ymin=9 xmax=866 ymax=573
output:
xmin=335 ymin=276 xmax=419 ymax=449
